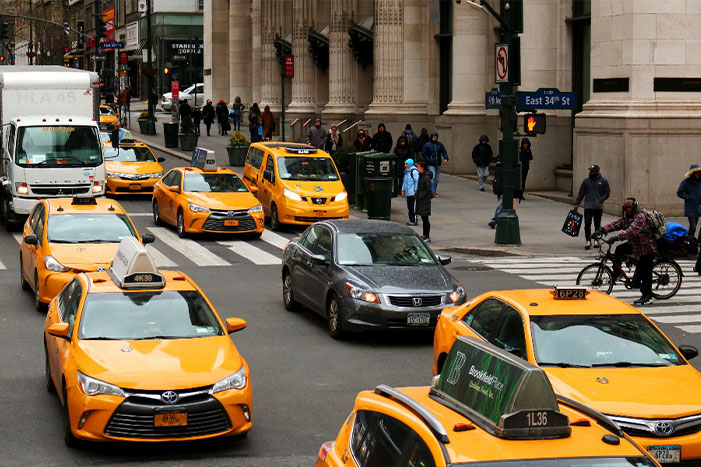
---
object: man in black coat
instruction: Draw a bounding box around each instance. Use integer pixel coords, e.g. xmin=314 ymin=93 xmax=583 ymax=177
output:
xmin=472 ymin=135 xmax=493 ymax=191
xmin=372 ymin=123 xmax=393 ymax=153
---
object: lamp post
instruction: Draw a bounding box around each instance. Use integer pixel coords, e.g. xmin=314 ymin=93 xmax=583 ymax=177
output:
xmin=146 ymin=0 xmax=154 ymax=120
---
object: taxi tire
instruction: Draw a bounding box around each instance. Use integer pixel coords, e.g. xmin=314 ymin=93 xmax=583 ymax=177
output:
xmin=20 ymin=254 xmax=29 ymax=291
xmin=45 ymin=345 xmax=56 ymax=394
xmin=62 ymin=386 xmax=78 ymax=448
xmin=34 ymin=270 xmax=46 ymax=313
xmin=177 ymin=209 xmax=188 ymax=238
xmin=152 ymin=199 xmax=163 ymax=226
xmin=326 ymin=293 xmax=346 ymax=340
xmin=270 ymin=204 xmax=281 ymax=231
xmin=282 ymin=271 xmax=300 ymax=312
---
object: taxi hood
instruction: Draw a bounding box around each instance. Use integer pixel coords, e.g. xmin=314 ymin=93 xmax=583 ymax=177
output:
xmin=546 ymin=366 xmax=701 ymax=418
xmin=77 ymin=336 xmax=243 ymax=390
xmin=105 ymin=161 xmax=162 ymax=175
xmin=49 ymin=242 xmax=120 ymax=269
xmin=184 ymin=191 xmax=260 ymax=211
xmin=280 ymin=179 xmax=346 ymax=198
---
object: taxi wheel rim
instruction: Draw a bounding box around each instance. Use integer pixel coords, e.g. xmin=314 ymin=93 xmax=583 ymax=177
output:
xmin=271 ymin=206 xmax=279 ymax=230
xmin=177 ymin=212 xmax=185 ymax=235
xmin=152 ymin=200 xmax=160 ymax=224
xmin=34 ymin=271 xmax=41 ymax=310
xmin=283 ymin=274 xmax=293 ymax=305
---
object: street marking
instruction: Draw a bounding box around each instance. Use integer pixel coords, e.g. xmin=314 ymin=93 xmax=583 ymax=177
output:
xmin=127 ymin=212 xmax=153 ymax=217
xmin=147 ymin=227 xmax=231 ymax=266
xmin=261 ymin=230 xmax=290 ymax=250
xmin=652 ymin=314 xmax=701 ymax=324
xmin=218 ymin=240 xmax=281 ymax=265
xmin=0 ymin=258 xmax=5 ymax=270
xmin=12 ymin=233 xmax=22 ymax=244
xmin=639 ymin=306 xmax=701 ymax=315
xmin=145 ymin=245 xmax=177 ymax=268
xmin=677 ymin=325 xmax=701 ymax=333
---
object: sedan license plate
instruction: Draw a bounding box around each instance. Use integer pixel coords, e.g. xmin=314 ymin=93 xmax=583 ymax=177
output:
xmin=224 ymin=219 xmax=239 ymax=226
xmin=407 ymin=313 xmax=430 ymax=326
xmin=314 ymin=210 xmax=326 ymax=217
xmin=129 ymin=183 xmax=141 ymax=191
xmin=154 ymin=410 xmax=187 ymax=427
xmin=647 ymin=445 xmax=681 ymax=464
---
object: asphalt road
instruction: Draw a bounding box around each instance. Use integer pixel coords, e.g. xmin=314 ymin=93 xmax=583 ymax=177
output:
xmin=1 ymin=148 xmax=699 ymax=466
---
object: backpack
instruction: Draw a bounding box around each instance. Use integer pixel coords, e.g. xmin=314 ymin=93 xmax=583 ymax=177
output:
xmin=643 ymin=209 xmax=667 ymax=239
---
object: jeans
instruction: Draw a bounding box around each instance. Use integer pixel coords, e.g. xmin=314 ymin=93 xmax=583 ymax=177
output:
xmin=421 ymin=215 xmax=430 ymax=238
xmin=233 ymin=115 xmax=241 ymax=131
xmin=689 ymin=217 xmax=700 ymax=239
xmin=584 ymin=208 xmax=603 ymax=242
xmin=477 ymin=166 xmax=489 ymax=189
xmin=406 ymin=196 xmax=416 ymax=223
xmin=613 ymin=242 xmax=654 ymax=296
xmin=491 ymin=195 xmax=503 ymax=224
xmin=428 ymin=166 xmax=440 ymax=193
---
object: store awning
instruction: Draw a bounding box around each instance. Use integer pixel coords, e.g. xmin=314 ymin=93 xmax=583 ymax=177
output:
xmin=348 ymin=17 xmax=373 ymax=69
xmin=308 ymin=24 xmax=329 ymax=71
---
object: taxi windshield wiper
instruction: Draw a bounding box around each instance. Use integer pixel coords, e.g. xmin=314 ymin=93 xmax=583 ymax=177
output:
xmin=74 ymin=239 xmax=116 ymax=243
xmin=590 ymin=361 xmax=668 ymax=368
xmin=538 ymin=362 xmax=591 ymax=368
xmin=131 ymin=335 xmax=186 ymax=340
xmin=83 ymin=337 xmax=120 ymax=340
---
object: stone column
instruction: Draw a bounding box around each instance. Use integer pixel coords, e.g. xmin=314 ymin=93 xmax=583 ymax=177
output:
xmin=229 ymin=0 xmax=252 ymax=107
xmin=259 ymin=0 xmax=284 ymax=112
xmin=324 ymin=0 xmax=357 ymax=115
xmin=251 ymin=0 xmax=262 ymax=105
xmin=366 ymin=0 xmax=404 ymax=114
xmin=287 ymin=0 xmax=317 ymax=113
xmin=203 ymin=0 xmax=229 ymax=103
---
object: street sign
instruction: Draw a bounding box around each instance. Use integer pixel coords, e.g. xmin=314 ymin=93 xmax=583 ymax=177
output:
xmin=102 ymin=41 xmax=124 ymax=49
xmin=518 ymin=88 xmax=576 ymax=110
xmin=92 ymin=55 xmax=106 ymax=61
xmin=172 ymin=81 xmax=180 ymax=100
xmin=495 ymin=43 xmax=509 ymax=84
xmin=284 ymin=55 xmax=294 ymax=78
xmin=172 ymin=55 xmax=188 ymax=61
xmin=485 ymin=88 xmax=502 ymax=109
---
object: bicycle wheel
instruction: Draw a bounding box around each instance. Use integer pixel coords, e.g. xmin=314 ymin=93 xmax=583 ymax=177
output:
xmin=650 ymin=259 xmax=683 ymax=300
xmin=576 ymin=264 xmax=614 ymax=294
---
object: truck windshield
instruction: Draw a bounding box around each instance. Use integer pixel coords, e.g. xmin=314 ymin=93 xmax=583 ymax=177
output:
xmin=15 ymin=126 xmax=102 ymax=167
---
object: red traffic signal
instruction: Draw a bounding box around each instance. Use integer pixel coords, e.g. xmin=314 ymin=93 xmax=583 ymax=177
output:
xmin=163 ymin=66 xmax=170 ymax=75
xmin=0 ymin=55 xmax=5 ymax=63
xmin=524 ymin=113 xmax=546 ymax=136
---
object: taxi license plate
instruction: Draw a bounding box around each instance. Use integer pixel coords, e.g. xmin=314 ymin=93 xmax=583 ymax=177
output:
xmin=407 ymin=313 xmax=430 ymax=326
xmin=224 ymin=219 xmax=239 ymax=226
xmin=314 ymin=210 xmax=326 ymax=217
xmin=154 ymin=410 xmax=187 ymax=427
xmin=647 ymin=445 xmax=681 ymax=464
xmin=129 ymin=183 xmax=141 ymax=191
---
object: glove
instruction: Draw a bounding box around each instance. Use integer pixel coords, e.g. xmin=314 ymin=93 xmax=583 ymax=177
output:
xmin=606 ymin=236 xmax=619 ymax=245
xmin=592 ymin=230 xmax=603 ymax=239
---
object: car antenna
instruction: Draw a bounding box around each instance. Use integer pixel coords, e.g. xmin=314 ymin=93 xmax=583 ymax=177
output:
xmin=56 ymin=206 xmax=64 ymax=212
xmin=108 ymin=205 xmax=115 ymax=211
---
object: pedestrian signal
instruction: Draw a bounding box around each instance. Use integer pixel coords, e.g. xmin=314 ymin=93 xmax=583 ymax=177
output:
xmin=163 ymin=67 xmax=170 ymax=75
xmin=0 ymin=22 xmax=9 ymax=41
xmin=524 ymin=113 xmax=546 ymax=136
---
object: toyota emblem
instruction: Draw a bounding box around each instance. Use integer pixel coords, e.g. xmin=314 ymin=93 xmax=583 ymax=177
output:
xmin=654 ymin=422 xmax=674 ymax=436
xmin=227 ymin=210 xmax=235 ymax=217
xmin=160 ymin=390 xmax=179 ymax=404
xmin=413 ymin=297 xmax=422 ymax=306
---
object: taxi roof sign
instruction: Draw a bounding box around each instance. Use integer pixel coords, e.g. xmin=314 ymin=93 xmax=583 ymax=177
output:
xmin=551 ymin=286 xmax=589 ymax=300
xmin=192 ymin=147 xmax=217 ymax=171
xmin=71 ymin=195 xmax=97 ymax=205
xmin=431 ymin=336 xmax=570 ymax=440
xmin=284 ymin=146 xmax=317 ymax=155
xmin=109 ymin=237 xmax=165 ymax=289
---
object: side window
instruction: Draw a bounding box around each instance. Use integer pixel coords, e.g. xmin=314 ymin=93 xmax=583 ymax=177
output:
xmin=247 ymin=148 xmax=264 ymax=170
xmin=29 ymin=204 xmax=43 ymax=232
xmin=161 ymin=170 xmax=176 ymax=186
xmin=310 ymin=227 xmax=332 ymax=260
xmin=264 ymin=156 xmax=275 ymax=183
xmin=463 ymin=298 xmax=504 ymax=344
xmin=33 ymin=204 xmax=45 ymax=246
xmin=170 ymin=170 xmax=182 ymax=189
xmin=494 ymin=305 xmax=527 ymax=358
xmin=300 ymin=226 xmax=320 ymax=251
xmin=58 ymin=279 xmax=82 ymax=335
xmin=7 ymin=124 xmax=16 ymax=157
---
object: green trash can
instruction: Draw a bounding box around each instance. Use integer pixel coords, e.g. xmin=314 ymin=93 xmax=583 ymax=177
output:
xmin=163 ymin=122 xmax=179 ymax=148
xmin=365 ymin=176 xmax=393 ymax=220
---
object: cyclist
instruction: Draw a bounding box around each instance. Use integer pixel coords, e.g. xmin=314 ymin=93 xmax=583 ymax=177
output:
xmin=595 ymin=198 xmax=657 ymax=305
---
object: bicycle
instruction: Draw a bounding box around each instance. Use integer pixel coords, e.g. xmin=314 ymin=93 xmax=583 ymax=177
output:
xmin=575 ymin=238 xmax=683 ymax=300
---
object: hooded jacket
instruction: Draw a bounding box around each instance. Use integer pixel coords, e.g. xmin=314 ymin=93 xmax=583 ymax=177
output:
xmin=416 ymin=170 xmax=433 ymax=216
xmin=415 ymin=128 xmax=430 ymax=157
xmin=401 ymin=164 xmax=419 ymax=196
xmin=575 ymin=173 xmax=611 ymax=210
xmin=422 ymin=132 xmax=449 ymax=166
xmin=400 ymin=124 xmax=416 ymax=151
xmin=372 ymin=123 xmax=393 ymax=153
xmin=472 ymin=135 xmax=493 ymax=167
xmin=677 ymin=164 xmax=701 ymax=218
xmin=394 ymin=136 xmax=413 ymax=164
xmin=519 ymin=137 xmax=533 ymax=169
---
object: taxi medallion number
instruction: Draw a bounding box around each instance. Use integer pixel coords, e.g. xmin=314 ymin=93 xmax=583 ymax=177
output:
xmin=224 ymin=219 xmax=239 ymax=226
xmin=648 ymin=445 xmax=681 ymax=464
xmin=129 ymin=183 xmax=141 ymax=191
xmin=154 ymin=410 xmax=187 ymax=427
xmin=407 ymin=313 xmax=430 ymax=326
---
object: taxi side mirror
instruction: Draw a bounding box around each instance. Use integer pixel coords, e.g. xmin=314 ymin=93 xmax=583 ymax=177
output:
xmin=48 ymin=323 xmax=70 ymax=341
xmin=438 ymin=255 xmax=452 ymax=265
xmin=679 ymin=345 xmax=698 ymax=361
xmin=226 ymin=317 xmax=247 ymax=333
xmin=168 ymin=185 xmax=180 ymax=193
xmin=249 ymin=185 xmax=258 ymax=194
xmin=157 ymin=157 xmax=166 ymax=163
xmin=141 ymin=233 xmax=155 ymax=245
xmin=24 ymin=234 xmax=38 ymax=245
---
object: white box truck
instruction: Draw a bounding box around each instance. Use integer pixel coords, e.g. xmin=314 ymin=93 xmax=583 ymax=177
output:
xmin=0 ymin=66 xmax=105 ymax=226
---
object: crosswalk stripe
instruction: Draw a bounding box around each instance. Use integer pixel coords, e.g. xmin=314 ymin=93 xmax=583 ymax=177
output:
xmin=0 ymin=258 xmax=5 ymax=270
xmin=127 ymin=213 xmax=153 ymax=217
xmin=652 ymin=314 xmax=701 ymax=324
xmin=218 ymin=240 xmax=281 ymax=265
xmin=639 ymin=306 xmax=701 ymax=315
xmin=147 ymin=227 xmax=231 ymax=266
xmin=677 ymin=325 xmax=701 ymax=333
xmin=145 ymin=245 xmax=177 ymax=268
xmin=12 ymin=233 xmax=22 ymax=244
xmin=261 ymin=230 xmax=290 ymax=250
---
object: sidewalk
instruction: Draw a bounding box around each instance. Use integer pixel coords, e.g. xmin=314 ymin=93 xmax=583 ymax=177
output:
xmin=126 ymin=103 xmax=686 ymax=257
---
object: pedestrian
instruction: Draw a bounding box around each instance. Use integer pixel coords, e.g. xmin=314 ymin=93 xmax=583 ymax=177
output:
xmin=400 ymin=124 xmax=417 ymax=156
xmin=231 ymin=96 xmax=246 ymax=131
xmin=325 ymin=124 xmax=343 ymax=153
xmin=179 ymin=99 xmax=192 ymax=121
xmin=249 ymin=103 xmax=261 ymax=142
xmin=216 ymin=99 xmax=229 ymax=135
xmin=400 ymin=158 xmax=419 ymax=226
xmin=394 ymin=135 xmax=413 ymax=191
xmin=488 ymin=163 xmax=503 ymax=230
xmin=472 ymin=134 xmax=493 ymax=191
xmin=117 ymin=87 xmax=128 ymax=118
xmin=516 ymin=137 xmax=533 ymax=200
xmin=192 ymin=106 xmax=202 ymax=134
xmin=596 ymin=198 xmax=657 ymax=305
xmin=262 ymin=105 xmax=275 ymax=141
xmin=573 ymin=164 xmax=611 ymax=250
xmin=202 ymin=99 xmax=215 ymax=136
xmin=306 ymin=118 xmax=327 ymax=149
xmin=415 ymin=161 xmax=433 ymax=242
xmin=372 ymin=123 xmax=393 ymax=153
xmin=414 ymin=128 xmax=430 ymax=161
xmin=421 ymin=131 xmax=449 ymax=196
xmin=676 ymin=164 xmax=701 ymax=240
xmin=353 ymin=129 xmax=372 ymax=151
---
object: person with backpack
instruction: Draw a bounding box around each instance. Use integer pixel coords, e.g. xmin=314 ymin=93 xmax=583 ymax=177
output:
xmin=400 ymin=124 xmax=416 ymax=155
xmin=595 ymin=198 xmax=657 ymax=305
xmin=676 ymin=164 xmax=701 ymax=240
xmin=400 ymin=158 xmax=419 ymax=226
xmin=574 ymin=164 xmax=611 ymax=250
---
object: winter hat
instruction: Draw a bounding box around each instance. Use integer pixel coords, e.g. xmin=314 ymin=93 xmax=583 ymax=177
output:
xmin=479 ymin=134 xmax=489 ymax=142
xmin=686 ymin=164 xmax=701 ymax=178
xmin=430 ymin=131 xmax=438 ymax=138
xmin=405 ymin=158 xmax=414 ymax=167
xmin=588 ymin=164 xmax=600 ymax=172
xmin=405 ymin=124 xmax=413 ymax=131
xmin=218 ymin=99 xmax=224 ymax=103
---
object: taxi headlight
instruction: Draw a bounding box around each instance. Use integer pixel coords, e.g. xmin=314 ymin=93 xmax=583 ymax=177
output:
xmin=247 ymin=204 xmax=263 ymax=214
xmin=105 ymin=171 xmax=121 ymax=178
xmin=345 ymin=282 xmax=379 ymax=304
xmin=449 ymin=286 xmax=465 ymax=303
xmin=334 ymin=191 xmax=348 ymax=202
xmin=77 ymin=371 xmax=125 ymax=397
xmin=283 ymin=188 xmax=303 ymax=202
xmin=45 ymin=255 xmax=70 ymax=273
xmin=148 ymin=171 xmax=163 ymax=179
xmin=188 ymin=202 xmax=211 ymax=213
xmin=210 ymin=365 xmax=247 ymax=394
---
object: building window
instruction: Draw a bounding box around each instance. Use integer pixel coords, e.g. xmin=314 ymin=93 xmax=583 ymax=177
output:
xmin=570 ymin=0 xmax=591 ymax=113
xmin=435 ymin=0 xmax=452 ymax=114
xmin=198 ymin=0 xmax=204 ymax=10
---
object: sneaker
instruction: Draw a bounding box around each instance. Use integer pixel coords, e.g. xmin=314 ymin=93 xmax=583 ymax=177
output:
xmin=420 ymin=236 xmax=431 ymax=243
xmin=433 ymin=192 xmax=439 ymax=197
xmin=406 ymin=221 xmax=418 ymax=226
xmin=585 ymin=241 xmax=592 ymax=250
xmin=488 ymin=221 xmax=496 ymax=229
xmin=480 ymin=187 xmax=486 ymax=192
xmin=634 ymin=294 xmax=653 ymax=305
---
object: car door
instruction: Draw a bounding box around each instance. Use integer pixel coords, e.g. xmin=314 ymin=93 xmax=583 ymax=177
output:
xmin=491 ymin=305 xmax=528 ymax=359
xmin=29 ymin=204 xmax=46 ymax=290
xmin=47 ymin=279 xmax=81 ymax=393
xmin=161 ymin=170 xmax=182 ymax=224
xmin=306 ymin=226 xmax=333 ymax=310
xmin=154 ymin=169 xmax=175 ymax=219
xmin=259 ymin=154 xmax=276 ymax=214
xmin=461 ymin=298 xmax=506 ymax=346
xmin=292 ymin=225 xmax=320 ymax=306
xmin=22 ymin=203 xmax=43 ymax=283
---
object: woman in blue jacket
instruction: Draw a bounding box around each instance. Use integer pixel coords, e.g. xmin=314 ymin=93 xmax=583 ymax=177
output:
xmin=677 ymin=164 xmax=701 ymax=239
xmin=400 ymin=159 xmax=420 ymax=225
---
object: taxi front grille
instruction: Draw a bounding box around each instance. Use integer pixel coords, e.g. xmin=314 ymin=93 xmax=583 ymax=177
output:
xmin=30 ymin=185 xmax=91 ymax=196
xmin=388 ymin=295 xmax=443 ymax=307
xmin=115 ymin=186 xmax=154 ymax=193
xmin=609 ymin=413 xmax=701 ymax=439
xmin=621 ymin=425 xmax=701 ymax=438
xmin=203 ymin=214 xmax=257 ymax=232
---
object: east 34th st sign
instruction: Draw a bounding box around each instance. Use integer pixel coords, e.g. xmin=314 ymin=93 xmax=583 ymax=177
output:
xmin=484 ymin=88 xmax=576 ymax=111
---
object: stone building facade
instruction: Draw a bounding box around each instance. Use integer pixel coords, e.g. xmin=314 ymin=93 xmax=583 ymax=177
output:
xmin=205 ymin=0 xmax=701 ymax=215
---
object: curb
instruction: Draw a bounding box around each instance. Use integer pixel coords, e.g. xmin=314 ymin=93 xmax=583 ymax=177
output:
xmin=136 ymin=137 xmax=192 ymax=162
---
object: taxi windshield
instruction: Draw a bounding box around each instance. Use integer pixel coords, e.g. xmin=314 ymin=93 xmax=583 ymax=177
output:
xmin=278 ymin=157 xmax=339 ymax=181
xmin=337 ymin=233 xmax=436 ymax=266
xmin=104 ymin=146 xmax=157 ymax=162
xmin=15 ymin=125 xmax=102 ymax=167
xmin=184 ymin=173 xmax=248 ymax=193
xmin=531 ymin=314 xmax=683 ymax=368
xmin=455 ymin=457 xmax=657 ymax=466
xmin=78 ymin=291 xmax=224 ymax=340
xmin=99 ymin=107 xmax=115 ymax=116
xmin=47 ymin=213 xmax=137 ymax=243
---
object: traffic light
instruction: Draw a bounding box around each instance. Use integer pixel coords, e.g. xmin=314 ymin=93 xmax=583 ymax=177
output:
xmin=523 ymin=113 xmax=546 ymax=136
xmin=163 ymin=66 xmax=169 ymax=75
xmin=0 ymin=55 xmax=5 ymax=64
xmin=0 ymin=21 xmax=9 ymax=40
xmin=95 ymin=16 xmax=106 ymax=40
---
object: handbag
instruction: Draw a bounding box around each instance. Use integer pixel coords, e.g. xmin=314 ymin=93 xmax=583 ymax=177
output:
xmin=561 ymin=209 xmax=583 ymax=237
xmin=258 ymin=125 xmax=263 ymax=136
xmin=229 ymin=109 xmax=236 ymax=117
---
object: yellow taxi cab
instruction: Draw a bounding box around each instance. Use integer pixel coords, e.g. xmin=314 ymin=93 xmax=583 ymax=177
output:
xmin=44 ymin=237 xmax=252 ymax=446
xmin=243 ymin=142 xmax=349 ymax=230
xmin=318 ymin=336 xmax=660 ymax=467
xmin=152 ymin=150 xmax=264 ymax=238
xmin=103 ymin=141 xmax=165 ymax=195
xmin=432 ymin=286 xmax=701 ymax=465
xmin=20 ymin=195 xmax=153 ymax=312
xmin=98 ymin=105 xmax=119 ymax=130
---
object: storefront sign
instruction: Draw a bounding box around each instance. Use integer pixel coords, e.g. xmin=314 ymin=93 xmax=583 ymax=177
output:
xmin=126 ymin=22 xmax=139 ymax=49
xmin=172 ymin=81 xmax=179 ymax=100
xmin=120 ymin=52 xmax=127 ymax=65
xmin=170 ymin=42 xmax=203 ymax=55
